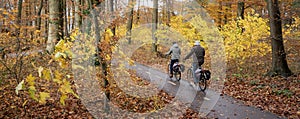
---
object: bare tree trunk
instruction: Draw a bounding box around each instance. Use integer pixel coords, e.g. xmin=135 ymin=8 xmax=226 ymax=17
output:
xmin=237 ymin=1 xmax=245 ymax=33
xmin=115 ymin=0 xmax=117 ymax=10
xmin=17 ymin=0 xmax=23 ymax=36
xmin=237 ymin=1 xmax=245 ymax=20
xmin=75 ymin=0 xmax=82 ymax=28
xmin=166 ymin=0 xmax=171 ymax=26
xmin=136 ymin=0 xmax=140 ymax=24
xmin=126 ymin=0 xmax=135 ymax=44
xmin=87 ymin=0 xmax=110 ymax=114
xmin=109 ymin=0 xmax=115 ymax=35
xmin=36 ymin=0 xmax=44 ymax=30
xmin=152 ymin=0 xmax=158 ymax=52
xmin=218 ymin=1 xmax=222 ymax=27
xmin=46 ymin=0 xmax=63 ymax=53
xmin=63 ymin=0 xmax=68 ymax=37
xmin=59 ymin=0 xmax=64 ymax=37
xmin=45 ymin=0 xmax=48 ymax=41
xmin=71 ymin=0 xmax=75 ymax=30
xmin=267 ymin=0 xmax=292 ymax=77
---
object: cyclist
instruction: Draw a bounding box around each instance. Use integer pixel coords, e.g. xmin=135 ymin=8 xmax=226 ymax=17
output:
xmin=183 ymin=41 xmax=205 ymax=90
xmin=165 ymin=42 xmax=181 ymax=78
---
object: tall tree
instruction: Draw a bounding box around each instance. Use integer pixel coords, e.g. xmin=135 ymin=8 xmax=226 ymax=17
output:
xmin=36 ymin=0 xmax=44 ymax=30
xmin=166 ymin=0 xmax=172 ymax=26
xmin=87 ymin=0 xmax=110 ymax=113
xmin=109 ymin=0 xmax=115 ymax=35
xmin=17 ymin=0 xmax=23 ymax=35
xmin=63 ymin=0 xmax=68 ymax=37
xmin=267 ymin=0 xmax=292 ymax=77
xmin=136 ymin=0 xmax=140 ymax=24
xmin=75 ymin=0 xmax=82 ymax=28
xmin=126 ymin=0 xmax=134 ymax=44
xmin=46 ymin=0 xmax=63 ymax=53
xmin=152 ymin=0 xmax=158 ymax=52
xmin=237 ymin=1 xmax=245 ymax=20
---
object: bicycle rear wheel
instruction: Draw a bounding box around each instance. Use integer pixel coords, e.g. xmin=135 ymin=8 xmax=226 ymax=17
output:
xmin=198 ymin=73 xmax=207 ymax=91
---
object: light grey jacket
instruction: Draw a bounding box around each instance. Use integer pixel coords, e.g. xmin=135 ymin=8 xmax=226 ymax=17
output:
xmin=166 ymin=44 xmax=181 ymax=60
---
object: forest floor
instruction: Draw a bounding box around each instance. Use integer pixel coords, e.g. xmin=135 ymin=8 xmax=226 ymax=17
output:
xmin=0 ymin=40 xmax=299 ymax=118
xmin=130 ymin=42 xmax=300 ymax=118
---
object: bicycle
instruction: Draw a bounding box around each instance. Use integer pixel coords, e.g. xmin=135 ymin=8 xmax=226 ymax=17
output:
xmin=168 ymin=62 xmax=182 ymax=81
xmin=186 ymin=66 xmax=210 ymax=91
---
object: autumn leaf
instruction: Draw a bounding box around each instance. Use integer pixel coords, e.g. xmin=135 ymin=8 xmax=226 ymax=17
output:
xmin=26 ymin=74 xmax=36 ymax=86
xmin=29 ymin=86 xmax=37 ymax=101
xmin=15 ymin=80 xmax=24 ymax=95
xmin=38 ymin=66 xmax=43 ymax=78
xmin=60 ymin=94 xmax=67 ymax=106
xmin=42 ymin=69 xmax=51 ymax=81
xmin=39 ymin=92 xmax=50 ymax=104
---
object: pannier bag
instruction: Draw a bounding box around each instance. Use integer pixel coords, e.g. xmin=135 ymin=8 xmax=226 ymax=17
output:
xmin=195 ymin=68 xmax=211 ymax=80
xmin=173 ymin=63 xmax=185 ymax=72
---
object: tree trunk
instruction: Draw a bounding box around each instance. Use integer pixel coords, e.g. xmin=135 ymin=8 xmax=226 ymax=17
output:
xmin=36 ymin=0 xmax=44 ymax=30
xmin=75 ymin=0 xmax=82 ymax=28
xmin=71 ymin=0 xmax=75 ymax=30
xmin=87 ymin=0 xmax=110 ymax=113
xmin=109 ymin=0 xmax=115 ymax=35
xmin=17 ymin=0 xmax=23 ymax=35
xmin=63 ymin=0 xmax=68 ymax=37
xmin=16 ymin=0 xmax=23 ymax=51
xmin=45 ymin=0 xmax=48 ymax=41
xmin=136 ymin=0 xmax=140 ymax=24
xmin=126 ymin=0 xmax=134 ymax=44
xmin=152 ymin=0 xmax=158 ymax=52
xmin=237 ymin=1 xmax=245 ymax=20
xmin=237 ymin=1 xmax=245 ymax=33
xmin=166 ymin=0 xmax=171 ymax=26
xmin=46 ymin=0 xmax=63 ymax=53
xmin=218 ymin=1 xmax=222 ymax=27
xmin=267 ymin=0 xmax=292 ymax=77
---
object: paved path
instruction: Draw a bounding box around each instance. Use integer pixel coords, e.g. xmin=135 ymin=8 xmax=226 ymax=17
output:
xmin=127 ymin=63 xmax=285 ymax=119
xmin=5 ymin=49 xmax=285 ymax=118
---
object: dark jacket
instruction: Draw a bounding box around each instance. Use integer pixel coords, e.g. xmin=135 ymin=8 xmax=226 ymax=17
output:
xmin=184 ymin=45 xmax=205 ymax=66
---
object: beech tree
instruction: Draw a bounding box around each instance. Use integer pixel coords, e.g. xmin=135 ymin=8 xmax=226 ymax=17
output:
xmin=267 ymin=0 xmax=292 ymax=77
xmin=46 ymin=0 xmax=63 ymax=53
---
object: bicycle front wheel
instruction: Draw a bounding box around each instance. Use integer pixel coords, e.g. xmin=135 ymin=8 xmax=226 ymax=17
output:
xmin=174 ymin=71 xmax=181 ymax=81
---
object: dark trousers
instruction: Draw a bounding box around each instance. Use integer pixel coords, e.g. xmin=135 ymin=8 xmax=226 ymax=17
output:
xmin=170 ymin=59 xmax=179 ymax=75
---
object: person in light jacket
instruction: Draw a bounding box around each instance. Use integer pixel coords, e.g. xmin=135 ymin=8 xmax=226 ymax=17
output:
xmin=165 ymin=42 xmax=181 ymax=78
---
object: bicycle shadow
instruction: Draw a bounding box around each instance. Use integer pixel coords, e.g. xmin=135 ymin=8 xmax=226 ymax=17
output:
xmin=161 ymin=78 xmax=207 ymax=113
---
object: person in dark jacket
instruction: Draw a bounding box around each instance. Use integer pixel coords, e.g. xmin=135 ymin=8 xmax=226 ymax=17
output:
xmin=183 ymin=41 xmax=205 ymax=90
xmin=165 ymin=42 xmax=181 ymax=78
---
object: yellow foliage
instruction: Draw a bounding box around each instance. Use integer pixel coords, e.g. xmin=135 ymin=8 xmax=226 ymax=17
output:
xmin=39 ymin=92 xmax=50 ymax=104
xmin=42 ymin=69 xmax=51 ymax=81
xmin=220 ymin=14 xmax=271 ymax=62
xmin=170 ymin=16 xmax=203 ymax=43
xmin=26 ymin=74 xmax=36 ymax=86
xmin=60 ymin=94 xmax=68 ymax=106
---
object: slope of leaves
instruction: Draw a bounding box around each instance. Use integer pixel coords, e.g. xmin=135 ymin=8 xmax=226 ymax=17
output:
xmin=223 ymin=75 xmax=300 ymax=118
xmin=0 ymin=54 xmax=93 ymax=118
